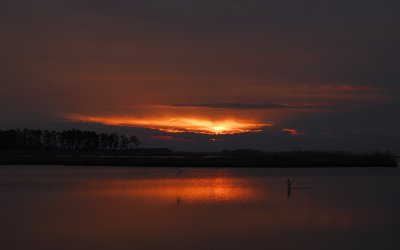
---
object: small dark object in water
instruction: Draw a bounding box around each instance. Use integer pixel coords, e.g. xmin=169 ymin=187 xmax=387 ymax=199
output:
xmin=287 ymin=178 xmax=294 ymax=188
xmin=287 ymin=178 xmax=309 ymax=198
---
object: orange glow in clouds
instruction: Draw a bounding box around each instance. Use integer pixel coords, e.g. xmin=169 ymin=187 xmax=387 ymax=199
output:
xmin=282 ymin=128 xmax=303 ymax=136
xmin=68 ymin=114 xmax=271 ymax=135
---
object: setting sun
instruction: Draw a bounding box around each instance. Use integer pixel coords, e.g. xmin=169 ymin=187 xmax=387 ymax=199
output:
xmin=67 ymin=114 xmax=272 ymax=135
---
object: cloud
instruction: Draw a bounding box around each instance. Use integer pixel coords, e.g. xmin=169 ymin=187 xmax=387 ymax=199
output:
xmin=150 ymin=135 xmax=192 ymax=142
xmin=67 ymin=114 xmax=272 ymax=135
xmin=172 ymin=102 xmax=332 ymax=110
xmin=0 ymin=0 xmax=399 ymax=151
xmin=282 ymin=128 xmax=304 ymax=136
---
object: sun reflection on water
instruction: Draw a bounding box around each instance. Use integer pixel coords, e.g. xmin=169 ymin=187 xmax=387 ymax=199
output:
xmin=92 ymin=177 xmax=260 ymax=204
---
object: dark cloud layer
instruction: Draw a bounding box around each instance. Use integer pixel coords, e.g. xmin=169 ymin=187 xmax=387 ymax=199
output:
xmin=172 ymin=102 xmax=332 ymax=110
xmin=0 ymin=0 xmax=399 ymax=150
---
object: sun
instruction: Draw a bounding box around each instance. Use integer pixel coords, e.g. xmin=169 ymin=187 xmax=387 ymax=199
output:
xmin=212 ymin=125 xmax=227 ymax=134
xmin=67 ymin=114 xmax=272 ymax=135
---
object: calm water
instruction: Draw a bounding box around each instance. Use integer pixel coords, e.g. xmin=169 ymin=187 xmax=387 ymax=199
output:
xmin=0 ymin=166 xmax=399 ymax=250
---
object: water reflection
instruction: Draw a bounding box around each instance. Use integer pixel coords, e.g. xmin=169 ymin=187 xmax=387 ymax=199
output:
xmin=91 ymin=176 xmax=260 ymax=205
xmin=0 ymin=166 xmax=399 ymax=250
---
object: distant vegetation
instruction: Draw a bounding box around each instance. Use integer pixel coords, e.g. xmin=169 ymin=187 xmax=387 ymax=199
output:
xmin=0 ymin=129 xmax=397 ymax=167
xmin=0 ymin=129 xmax=141 ymax=151
xmin=220 ymin=149 xmax=396 ymax=167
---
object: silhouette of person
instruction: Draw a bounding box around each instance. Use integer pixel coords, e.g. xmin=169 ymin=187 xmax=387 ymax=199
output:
xmin=287 ymin=178 xmax=294 ymax=198
xmin=287 ymin=178 xmax=293 ymax=188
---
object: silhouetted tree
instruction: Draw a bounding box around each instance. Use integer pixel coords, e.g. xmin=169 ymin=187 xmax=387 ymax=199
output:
xmin=82 ymin=131 xmax=99 ymax=150
xmin=0 ymin=129 xmax=141 ymax=152
xmin=129 ymin=135 xmax=141 ymax=149
xmin=43 ymin=130 xmax=57 ymax=149
xmin=119 ymin=135 xmax=129 ymax=150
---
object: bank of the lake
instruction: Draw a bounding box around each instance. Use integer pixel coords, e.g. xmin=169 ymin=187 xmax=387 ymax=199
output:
xmin=0 ymin=150 xmax=396 ymax=167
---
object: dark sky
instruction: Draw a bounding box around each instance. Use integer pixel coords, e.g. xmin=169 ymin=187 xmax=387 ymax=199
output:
xmin=1 ymin=0 xmax=399 ymax=151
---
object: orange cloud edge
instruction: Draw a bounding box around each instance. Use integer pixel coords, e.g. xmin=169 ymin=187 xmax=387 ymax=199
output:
xmin=281 ymin=128 xmax=303 ymax=136
xmin=66 ymin=114 xmax=273 ymax=135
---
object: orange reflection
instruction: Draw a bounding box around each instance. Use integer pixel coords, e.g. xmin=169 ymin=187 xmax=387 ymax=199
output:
xmin=92 ymin=177 xmax=260 ymax=203
xmin=67 ymin=114 xmax=272 ymax=135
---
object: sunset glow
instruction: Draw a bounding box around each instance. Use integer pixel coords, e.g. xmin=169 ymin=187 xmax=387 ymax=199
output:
xmin=282 ymin=128 xmax=303 ymax=136
xmin=67 ymin=114 xmax=272 ymax=135
xmin=96 ymin=177 xmax=259 ymax=203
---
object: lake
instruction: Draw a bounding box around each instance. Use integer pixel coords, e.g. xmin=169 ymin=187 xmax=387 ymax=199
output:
xmin=0 ymin=166 xmax=399 ymax=250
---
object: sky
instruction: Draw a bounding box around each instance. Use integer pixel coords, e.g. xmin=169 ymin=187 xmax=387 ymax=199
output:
xmin=0 ymin=0 xmax=399 ymax=151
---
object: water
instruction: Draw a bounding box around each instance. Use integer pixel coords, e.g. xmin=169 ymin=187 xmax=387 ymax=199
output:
xmin=0 ymin=166 xmax=399 ymax=250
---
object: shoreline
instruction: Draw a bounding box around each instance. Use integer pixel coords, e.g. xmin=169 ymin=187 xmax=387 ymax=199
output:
xmin=0 ymin=150 xmax=397 ymax=168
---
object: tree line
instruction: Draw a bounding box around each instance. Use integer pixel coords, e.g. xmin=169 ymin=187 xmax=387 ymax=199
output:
xmin=221 ymin=149 xmax=396 ymax=167
xmin=0 ymin=129 xmax=141 ymax=151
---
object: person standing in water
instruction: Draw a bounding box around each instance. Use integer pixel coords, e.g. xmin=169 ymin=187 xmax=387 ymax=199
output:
xmin=287 ymin=178 xmax=294 ymax=188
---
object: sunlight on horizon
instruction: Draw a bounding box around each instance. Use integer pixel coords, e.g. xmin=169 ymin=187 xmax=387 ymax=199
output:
xmin=67 ymin=114 xmax=272 ymax=135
